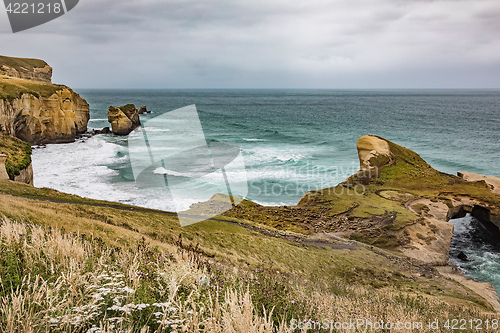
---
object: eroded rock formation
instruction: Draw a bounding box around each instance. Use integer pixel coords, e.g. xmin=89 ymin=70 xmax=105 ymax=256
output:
xmin=13 ymin=163 xmax=33 ymax=184
xmin=108 ymin=104 xmax=141 ymax=135
xmin=0 ymin=88 xmax=90 ymax=144
xmin=356 ymin=135 xmax=395 ymax=183
xmin=0 ymin=55 xmax=52 ymax=83
xmin=0 ymin=55 xmax=90 ymax=144
xmin=458 ymin=172 xmax=500 ymax=196
xmin=296 ymin=135 xmax=500 ymax=310
xmin=357 ymin=135 xmax=394 ymax=170
xmin=139 ymin=105 xmax=150 ymax=114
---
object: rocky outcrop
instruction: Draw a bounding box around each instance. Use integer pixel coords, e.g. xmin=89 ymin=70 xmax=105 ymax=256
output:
xmin=13 ymin=163 xmax=33 ymax=185
xmin=296 ymin=135 xmax=500 ymax=311
xmin=0 ymin=151 xmax=31 ymax=184
xmin=139 ymin=105 xmax=151 ymax=114
xmin=0 ymin=64 xmax=52 ymax=83
xmin=0 ymin=55 xmax=52 ymax=83
xmin=357 ymin=135 xmax=394 ymax=170
xmin=0 ymin=88 xmax=90 ymax=144
xmin=0 ymin=154 xmax=8 ymax=180
xmin=93 ymin=127 xmax=111 ymax=135
xmin=108 ymin=104 xmax=141 ymax=135
xmin=356 ymin=135 xmax=395 ymax=182
xmin=0 ymin=55 xmax=90 ymax=144
xmin=458 ymin=172 xmax=500 ymax=196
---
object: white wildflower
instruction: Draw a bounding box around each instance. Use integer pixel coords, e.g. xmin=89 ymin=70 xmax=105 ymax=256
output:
xmin=87 ymin=326 xmax=101 ymax=333
xmin=121 ymin=286 xmax=135 ymax=293
xmin=153 ymin=302 xmax=171 ymax=308
xmin=200 ymin=275 xmax=210 ymax=290
xmin=136 ymin=303 xmax=149 ymax=310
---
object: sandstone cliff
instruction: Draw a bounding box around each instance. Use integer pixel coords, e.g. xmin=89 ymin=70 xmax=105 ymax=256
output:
xmin=108 ymin=104 xmax=140 ymax=136
xmin=0 ymin=55 xmax=90 ymax=144
xmin=0 ymin=55 xmax=52 ymax=83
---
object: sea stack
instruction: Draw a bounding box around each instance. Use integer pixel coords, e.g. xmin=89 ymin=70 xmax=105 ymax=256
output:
xmin=108 ymin=104 xmax=141 ymax=135
xmin=138 ymin=105 xmax=150 ymax=114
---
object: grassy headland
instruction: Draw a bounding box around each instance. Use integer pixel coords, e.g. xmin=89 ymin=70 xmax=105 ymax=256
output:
xmin=1 ymin=179 xmax=499 ymax=332
xmin=223 ymin=137 xmax=499 ymax=250
xmin=0 ymin=55 xmax=47 ymax=72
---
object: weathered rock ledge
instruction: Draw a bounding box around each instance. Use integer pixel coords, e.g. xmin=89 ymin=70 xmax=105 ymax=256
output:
xmin=0 ymin=55 xmax=90 ymax=145
xmin=0 ymin=55 xmax=52 ymax=83
xmin=108 ymin=104 xmax=141 ymax=135
xmin=295 ymin=135 xmax=500 ymax=311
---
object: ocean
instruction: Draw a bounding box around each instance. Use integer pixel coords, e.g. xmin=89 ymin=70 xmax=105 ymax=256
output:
xmin=31 ymin=89 xmax=500 ymax=292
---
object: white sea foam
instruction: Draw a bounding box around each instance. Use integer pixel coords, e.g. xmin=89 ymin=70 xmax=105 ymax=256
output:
xmin=243 ymin=146 xmax=312 ymax=164
xmin=32 ymin=137 xmax=132 ymax=201
xmin=243 ymin=138 xmax=265 ymax=142
xmin=31 ymin=135 xmax=344 ymax=212
xmin=31 ymin=136 xmax=245 ymax=212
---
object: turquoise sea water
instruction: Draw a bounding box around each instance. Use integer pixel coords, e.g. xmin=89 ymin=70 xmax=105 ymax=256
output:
xmin=31 ymin=89 xmax=500 ymax=292
xmin=449 ymin=214 xmax=500 ymax=295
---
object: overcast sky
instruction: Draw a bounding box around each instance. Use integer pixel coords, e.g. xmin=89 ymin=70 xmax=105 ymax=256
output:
xmin=1 ymin=0 xmax=499 ymax=89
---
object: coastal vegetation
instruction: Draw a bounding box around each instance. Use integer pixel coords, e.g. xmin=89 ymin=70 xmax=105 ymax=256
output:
xmin=0 ymin=76 xmax=64 ymax=100
xmin=0 ymin=55 xmax=47 ymax=72
xmin=1 ymin=179 xmax=499 ymax=331
xmin=0 ymin=136 xmax=31 ymax=179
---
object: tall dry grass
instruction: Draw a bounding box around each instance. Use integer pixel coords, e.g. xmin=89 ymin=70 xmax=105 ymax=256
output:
xmin=1 ymin=216 xmax=499 ymax=332
xmin=0 ymin=217 xmax=292 ymax=332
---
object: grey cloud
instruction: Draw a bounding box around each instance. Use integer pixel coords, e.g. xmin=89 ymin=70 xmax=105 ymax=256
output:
xmin=0 ymin=0 xmax=498 ymax=88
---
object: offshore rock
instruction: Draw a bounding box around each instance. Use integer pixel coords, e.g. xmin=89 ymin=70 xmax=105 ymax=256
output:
xmin=108 ymin=104 xmax=141 ymax=136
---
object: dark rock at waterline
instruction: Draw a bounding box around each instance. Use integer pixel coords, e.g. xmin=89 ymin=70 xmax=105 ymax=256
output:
xmin=457 ymin=251 xmax=469 ymax=261
xmin=139 ymin=105 xmax=151 ymax=114
xmin=100 ymin=127 xmax=111 ymax=134
xmin=91 ymin=127 xmax=111 ymax=135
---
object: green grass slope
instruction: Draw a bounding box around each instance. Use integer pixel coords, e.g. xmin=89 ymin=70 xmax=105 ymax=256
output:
xmin=1 ymin=180 xmax=499 ymax=332
xmin=0 ymin=76 xmax=64 ymax=100
xmin=225 ymin=137 xmax=499 ymax=250
xmin=0 ymin=55 xmax=47 ymax=72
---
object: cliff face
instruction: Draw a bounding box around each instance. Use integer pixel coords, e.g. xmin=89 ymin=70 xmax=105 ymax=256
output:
xmin=294 ymin=135 xmax=500 ymax=265
xmin=0 ymin=88 xmax=90 ymax=144
xmin=0 ymin=55 xmax=52 ymax=83
xmin=0 ymin=64 xmax=52 ymax=83
xmin=0 ymin=55 xmax=90 ymax=145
